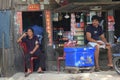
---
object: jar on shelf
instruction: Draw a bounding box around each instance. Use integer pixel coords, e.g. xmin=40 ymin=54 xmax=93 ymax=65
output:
xmin=58 ymin=28 xmax=64 ymax=39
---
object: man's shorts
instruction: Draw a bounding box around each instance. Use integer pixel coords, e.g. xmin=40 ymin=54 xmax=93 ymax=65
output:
xmin=87 ymin=40 xmax=106 ymax=48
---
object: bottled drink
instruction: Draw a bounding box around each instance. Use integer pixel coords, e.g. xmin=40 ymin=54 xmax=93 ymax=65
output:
xmin=80 ymin=13 xmax=85 ymax=28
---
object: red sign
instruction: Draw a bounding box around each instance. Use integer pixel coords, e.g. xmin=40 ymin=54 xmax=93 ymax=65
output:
xmin=45 ymin=10 xmax=53 ymax=46
xmin=16 ymin=12 xmax=23 ymax=34
xmin=28 ymin=4 xmax=40 ymax=11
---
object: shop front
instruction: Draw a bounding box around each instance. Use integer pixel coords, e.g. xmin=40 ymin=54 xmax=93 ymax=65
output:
xmin=13 ymin=1 xmax=58 ymax=71
xmin=51 ymin=2 xmax=120 ymax=70
xmin=53 ymin=2 xmax=120 ymax=45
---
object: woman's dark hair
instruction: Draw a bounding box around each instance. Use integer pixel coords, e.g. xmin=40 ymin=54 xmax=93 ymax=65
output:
xmin=91 ymin=15 xmax=100 ymax=22
xmin=26 ymin=27 xmax=34 ymax=34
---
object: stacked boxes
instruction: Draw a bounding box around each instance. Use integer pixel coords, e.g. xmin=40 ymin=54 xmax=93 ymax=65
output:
xmin=64 ymin=47 xmax=95 ymax=67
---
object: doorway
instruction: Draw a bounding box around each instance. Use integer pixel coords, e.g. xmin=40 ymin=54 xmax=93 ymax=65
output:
xmin=22 ymin=11 xmax=43 ymax=30
xmin=22 ymin=11 xmax=46 ymax=71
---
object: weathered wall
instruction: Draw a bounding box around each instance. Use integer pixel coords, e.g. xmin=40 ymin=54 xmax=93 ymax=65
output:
xmin=0 ymin=0 xmax=12 ymax=10
xmin=0 ymin=10 xmax=25 ymax=77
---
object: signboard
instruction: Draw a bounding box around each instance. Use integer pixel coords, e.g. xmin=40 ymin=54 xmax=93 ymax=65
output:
xmin=16 ymin=12 xmax=23 ymax=34
xmin=45 ymin=10 xmax=52 ymax=46
xmin=28 ymin=4 xmax=40 ymax=11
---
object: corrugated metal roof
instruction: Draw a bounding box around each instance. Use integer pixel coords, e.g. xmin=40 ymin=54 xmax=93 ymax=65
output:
xmin=0 ymin=0 xmax=12 ymax=10
xmin=54 ymin=2 xmax=120 ymax=12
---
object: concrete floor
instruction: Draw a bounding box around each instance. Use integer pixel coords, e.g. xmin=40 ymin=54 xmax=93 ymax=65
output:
xmin=0 ymin=70 xmax=120 ymax=80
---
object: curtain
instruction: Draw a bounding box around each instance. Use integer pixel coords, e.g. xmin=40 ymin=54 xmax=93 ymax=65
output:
xmin=0 ymin=10 xmax=11 ymax=48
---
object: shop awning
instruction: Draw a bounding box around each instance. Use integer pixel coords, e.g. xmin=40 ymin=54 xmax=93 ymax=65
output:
xmin=54 ymin=2 xmax=120 ymax=12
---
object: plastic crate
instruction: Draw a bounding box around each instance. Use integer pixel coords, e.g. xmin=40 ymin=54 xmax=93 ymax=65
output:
xmin=64 ymin=47 xmax=95 ymax=67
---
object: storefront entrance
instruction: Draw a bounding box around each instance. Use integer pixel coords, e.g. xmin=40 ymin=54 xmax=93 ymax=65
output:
xmin=22 ymin=11 xmax=46 ymax=71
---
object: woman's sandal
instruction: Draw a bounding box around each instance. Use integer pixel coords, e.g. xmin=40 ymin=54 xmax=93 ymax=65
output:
xmin=37 ymin=71 xmax=44 ymax=73
xmin=24 ymin=72 xmax=32 ymax=77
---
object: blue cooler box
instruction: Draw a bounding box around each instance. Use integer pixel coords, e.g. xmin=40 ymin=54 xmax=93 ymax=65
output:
xmin=64 ymin=47 xmax=95 ymax=67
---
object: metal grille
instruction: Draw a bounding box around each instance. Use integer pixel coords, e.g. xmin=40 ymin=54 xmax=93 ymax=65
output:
xmin=0 ymin=0 xmax=12 ymax=10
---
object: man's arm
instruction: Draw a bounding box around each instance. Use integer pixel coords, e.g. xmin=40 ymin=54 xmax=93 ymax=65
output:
xmin=86 ymin=32 xmax=104 ymax=45
xmin=86 ymin=32 xmax=97 ymax=43
xmin=100 ymin=34 xmax=107 ymax=43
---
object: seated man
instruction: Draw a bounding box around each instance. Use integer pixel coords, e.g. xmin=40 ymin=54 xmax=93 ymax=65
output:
xmin=86 ymin=15 xmax=113 ymax=71
xmin=17 ymin=28 xmax=44 ymax=77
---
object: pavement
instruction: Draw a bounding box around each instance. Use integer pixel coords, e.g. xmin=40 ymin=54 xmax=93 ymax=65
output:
xmin=0 ymin=70 xmax=120 ymax=80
